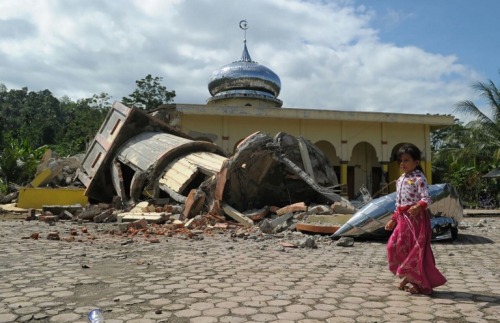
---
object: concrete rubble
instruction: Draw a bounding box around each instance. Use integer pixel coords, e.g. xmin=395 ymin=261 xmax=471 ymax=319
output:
xmin=1 ymin=101 xmax=359 ymax=247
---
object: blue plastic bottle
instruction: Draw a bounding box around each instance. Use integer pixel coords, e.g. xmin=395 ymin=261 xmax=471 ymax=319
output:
xmin=87 ymin=309 xmax=104 ymax=323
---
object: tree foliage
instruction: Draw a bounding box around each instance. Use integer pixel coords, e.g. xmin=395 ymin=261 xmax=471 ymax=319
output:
xmin=432 ymin=73 xmax=500 ymax=206
xmin=0 ymin=75 xmax=175 ymax=193
xmin=0 ymin=133 xmax=47 ymax=187
xmin=122 ymin=74 xmax=175 ymax=110
xmin=0 ymin=84 xmax=110 ymax=191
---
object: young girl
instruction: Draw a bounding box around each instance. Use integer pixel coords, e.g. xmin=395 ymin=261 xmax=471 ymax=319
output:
xmin=384 ymin=143 xmax=446 ymax=295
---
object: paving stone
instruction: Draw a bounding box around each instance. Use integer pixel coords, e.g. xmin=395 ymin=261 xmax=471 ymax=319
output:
xmin=191 ymin=316 xmax=218 ymax=323
xmin=0 ymin=217 xmax=499 ymax=322
xmin=231 ymin=306 xmax=259 ymax=315
xmin=13 ymin=306 xmax=41 ymax=315
xmin=0 ymin=313 xmax=18 ymax=323
xmin=174 ymin=308 xmax=201 ymax=317
xmin=250 ymin=313 xmax=278 ymax=321
xmin=219 ymin=316 xmax=247 ymax=322
xmin=408 ymin=312 xmax=436 ymax=321
xmin=202 ymin=307 xmax=230 ymax=317
xmin=260 ymin=306 xmax=283 ymax=314
xmin=277 ymin=311 xmax=305 ymax=320
xmin=306 ymin=309 xmax=332 ymax=319
xmin=49 ymin=312 xmax=80 ymax=322
xmin=216 ymin=301 xmax=240 ymax=309
xmin=326 ymin=317 xmax=355 ymax=323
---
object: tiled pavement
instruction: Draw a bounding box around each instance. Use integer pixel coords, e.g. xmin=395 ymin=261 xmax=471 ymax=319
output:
xmin=0 ymin=216 xmax=499 ymax=323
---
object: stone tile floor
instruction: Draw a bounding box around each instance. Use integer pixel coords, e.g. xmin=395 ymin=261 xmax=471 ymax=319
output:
xmin=0 ymin=215 xmax=499 ymax=322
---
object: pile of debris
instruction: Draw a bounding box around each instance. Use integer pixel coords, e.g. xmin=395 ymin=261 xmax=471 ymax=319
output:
xmin=0 ymin=149 xmax=86 ymax=208
xmin=57 ymin=102 xmax=354 ymax=237
xmin=27 ymin=196 xmax=356 ymax=235
xmin=1 ymin=102 xmax=465 ymax=244
xmin=21 ymin=195 xmax=357 ymax=249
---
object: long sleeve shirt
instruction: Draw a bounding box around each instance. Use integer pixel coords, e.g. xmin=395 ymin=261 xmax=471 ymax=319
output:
xmin=395 ymin=169 xmax=432 ymax=209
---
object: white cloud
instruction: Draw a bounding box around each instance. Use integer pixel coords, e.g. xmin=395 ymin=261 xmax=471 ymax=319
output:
xmin=0 ymin=0 xmax=481 ymax=121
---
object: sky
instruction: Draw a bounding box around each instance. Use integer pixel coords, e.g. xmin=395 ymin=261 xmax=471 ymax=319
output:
xmin=0 ymin=0 xmax=498 ymax=123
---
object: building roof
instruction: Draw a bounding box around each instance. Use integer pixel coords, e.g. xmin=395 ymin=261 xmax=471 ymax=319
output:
xmin=168 ymin=103 xmax=455 ymax=129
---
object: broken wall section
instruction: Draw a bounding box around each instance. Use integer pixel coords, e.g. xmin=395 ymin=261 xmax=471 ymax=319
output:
xmin=77 ymin=102 xmax=227 ymax=205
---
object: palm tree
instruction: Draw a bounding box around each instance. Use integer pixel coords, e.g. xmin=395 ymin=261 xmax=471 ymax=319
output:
xmin=453 ymin=74 xmax=500 ymax=164
xmin=432 ymin=73 xmax=500 ymax=206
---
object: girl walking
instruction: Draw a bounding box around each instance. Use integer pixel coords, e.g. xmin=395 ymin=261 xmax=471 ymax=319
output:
xmin=385 ymin=143 xmax=446 ymax=294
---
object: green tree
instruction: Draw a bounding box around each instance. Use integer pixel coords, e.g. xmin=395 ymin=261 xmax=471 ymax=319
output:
xmin=0 ymin=85 xmax=110 ymax=191
xmin=433 ymin=73 xmax=500 ymax=206
xmin=431 ymin=120 xmax=464 ymax=184
xmin=0 ymin=133 xmax=47 ymax=188
xmin=122 ymin=74 xmax=175 ymax=110
xmin=455 ymin=77 xmax=500 ymax=160
xmin=55 ymin=94 xmax=110 ymax=156
xmin=0 ymin=87 xmax=62 ymax=149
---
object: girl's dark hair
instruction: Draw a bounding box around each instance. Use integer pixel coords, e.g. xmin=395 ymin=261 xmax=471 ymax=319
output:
xmin=397 ymin=143 xmax=424 ymax=172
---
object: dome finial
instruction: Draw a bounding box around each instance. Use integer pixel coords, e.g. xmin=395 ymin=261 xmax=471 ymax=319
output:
xmin=239 ymin=20 xmax=248 ymax=43
xmin=239 ymin=20 xmax=252 ymax=62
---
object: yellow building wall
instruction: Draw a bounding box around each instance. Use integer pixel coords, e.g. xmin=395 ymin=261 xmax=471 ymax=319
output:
xmin=180 ymin=115 xmax=224 ymax=144
xmin=178 ymin=109 xmax=436 ymax=195
xmin=339 ymin=122 xmax=382 ymax=161
xmin=299 ymin=119 xmax=342 ymax=153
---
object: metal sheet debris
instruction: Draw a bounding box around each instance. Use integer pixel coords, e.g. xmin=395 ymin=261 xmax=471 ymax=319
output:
xmin=332 ymin=183 xmax=463 ymax=240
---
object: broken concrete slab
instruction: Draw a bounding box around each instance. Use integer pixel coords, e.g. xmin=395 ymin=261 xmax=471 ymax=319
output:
xmin=183 ymin=189 xmax=206 ymax=219
xmin=243 ymin=207 xmax=270 ymax=221
xmin=0 ymin=203 xmax=27 ymax=213
xmin=117 ymin=212 xmax=170 ymax=224
xmin=331 ymin=200 xmax=357 ymax=214
xmin=93 ymin=209 xmax=116 ymax=223
xmin=336 ymin=236 xmax=354 ymax=247
xmin=305 ymin=214 xmax=352 ymax=225
xmin=222 ymin=204 xmax=254 ymax=227
xmin=270 ymin=212 xmax=294 ymax=229
xmin=276 ymin=202 xmax=307 ymax=216
xmin=42 ymin=204 xmax=84 ymax=217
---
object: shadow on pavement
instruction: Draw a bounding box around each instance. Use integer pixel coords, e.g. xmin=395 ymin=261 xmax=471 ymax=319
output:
xmin=432 ymin=290 xmax=500 ymax=308
xmin=450 ymin=233 xmax=496 ymax=244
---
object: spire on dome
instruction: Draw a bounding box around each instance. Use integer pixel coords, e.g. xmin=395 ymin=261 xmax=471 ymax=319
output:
xmin=239 ymin=20 xmax=252 ymax=62
xmin=240 ymin=43 xmax=252 ymax=62
xmin=207 ymin=19 xmax=282 ymax=107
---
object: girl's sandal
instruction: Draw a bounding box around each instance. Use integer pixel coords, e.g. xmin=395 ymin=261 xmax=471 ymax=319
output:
xmin=398 ymin=278 xmax=409 ymax=290
xmin=405 ymin=285 xmax=421 ymax=294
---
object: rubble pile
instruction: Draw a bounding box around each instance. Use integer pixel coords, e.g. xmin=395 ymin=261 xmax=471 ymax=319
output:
xmin=1 ymin=102 xmax=470 ymax=245
xmin=20 ymin=196 xmax=357 ymax=247
xmin=34 ymin=150 xmax=85 ymax=188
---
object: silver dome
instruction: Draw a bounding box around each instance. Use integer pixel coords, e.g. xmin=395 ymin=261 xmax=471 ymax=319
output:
xmin=208 ymin=43 xmax=281 ymax=98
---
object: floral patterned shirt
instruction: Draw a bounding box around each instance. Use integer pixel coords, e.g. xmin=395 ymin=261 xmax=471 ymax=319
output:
xmin=395 ymin=169 xmax=432 ymax=208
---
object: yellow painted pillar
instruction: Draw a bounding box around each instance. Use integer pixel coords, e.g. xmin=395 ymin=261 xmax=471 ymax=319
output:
xmin=222 ymin=116 xmax=229 ymax=153
xmin=340 ymin=161 xmax=348 ymax=196
xmin=422 ymin=161 xmax=432 ymax=184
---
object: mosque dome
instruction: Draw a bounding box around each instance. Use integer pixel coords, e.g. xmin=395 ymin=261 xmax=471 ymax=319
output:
xmin=207 ymin=21 xmax=282 ymax=107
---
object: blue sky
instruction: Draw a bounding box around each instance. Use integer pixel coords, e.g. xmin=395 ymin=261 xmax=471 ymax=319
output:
xmin=364 ymin=0 xmax=497 ymax=83
xmin=0 ymin=0 xmax=497 ymax=122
